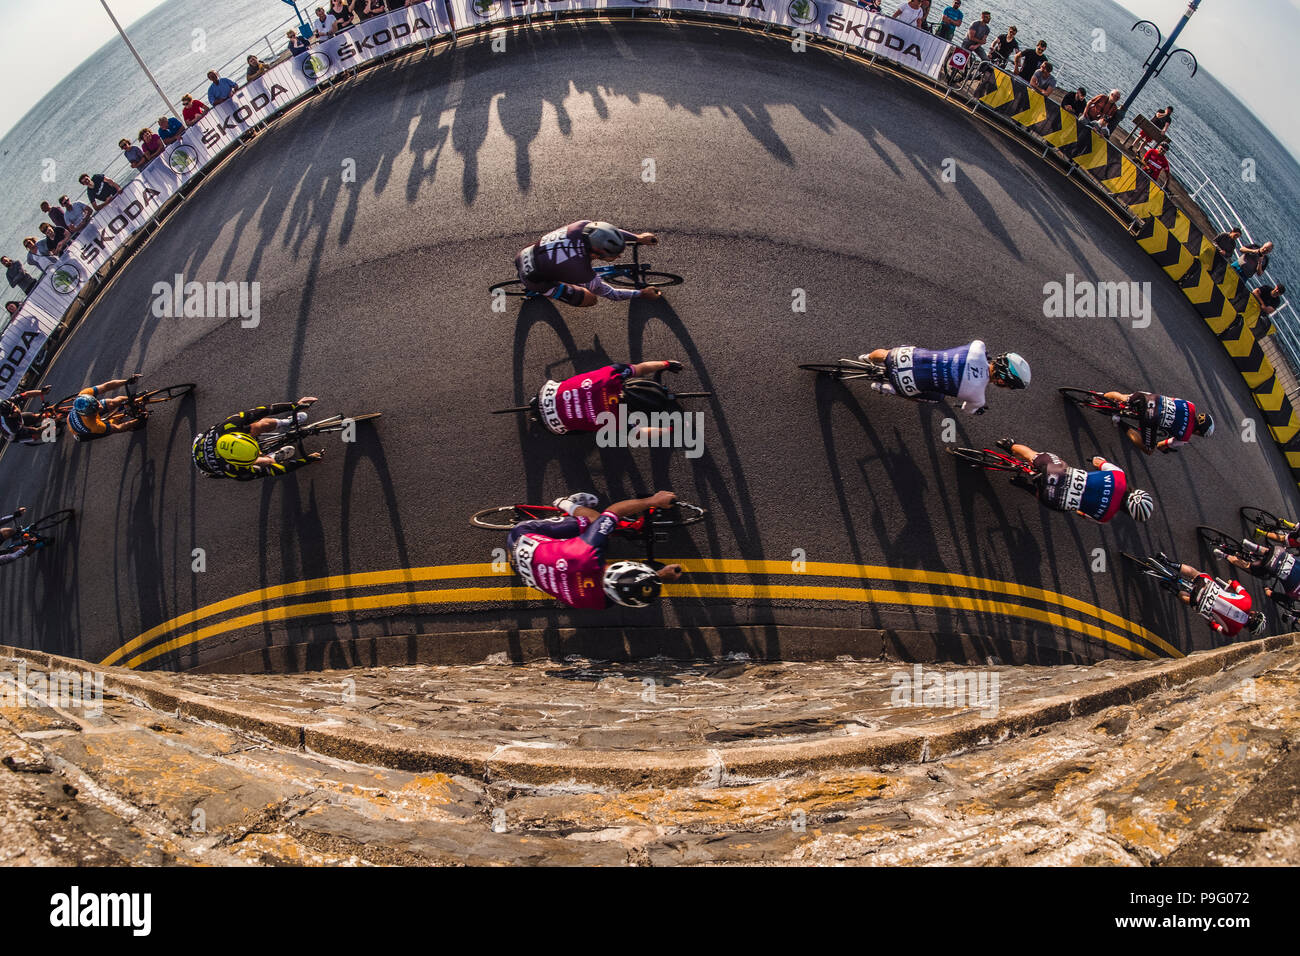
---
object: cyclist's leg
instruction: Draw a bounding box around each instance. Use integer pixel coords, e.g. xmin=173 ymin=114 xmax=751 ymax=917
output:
xmin=506 ymin=515 xmax=584 ymax=562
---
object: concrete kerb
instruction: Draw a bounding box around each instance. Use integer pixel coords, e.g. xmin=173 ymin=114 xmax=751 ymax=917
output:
xmin=2 ymin=635 xmax=1292 ymax=789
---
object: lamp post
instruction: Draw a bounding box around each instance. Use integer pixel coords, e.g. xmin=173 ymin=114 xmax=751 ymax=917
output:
xmin=99 ymin=1 xmax=179 ymax=119
xmin=1115 ymin=0 xmax=1201 ymax=127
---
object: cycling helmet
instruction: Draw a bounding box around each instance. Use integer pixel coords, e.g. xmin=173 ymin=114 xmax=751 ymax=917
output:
xmin=603 ymin=561 xmax=661 ymax=608
xmin=72 ymin=394 xmax=100 ymax=417
xmin=992 ymin=352 xmax=1032 ymax=389
xmin=622 ymin=378 xmax=681 ymax=414
xmin=583 ymin=221 xmax=626 ymax=258
xmin=1126 ymin=488 xmax=1155 ymax=522
xmin=1195 ymin=412 xmax=1215 ymax=438
xmin=1247 ymin=611 xmax=1267 ymax=637
xmin=215 ymin=433 xmax=262 ymax=465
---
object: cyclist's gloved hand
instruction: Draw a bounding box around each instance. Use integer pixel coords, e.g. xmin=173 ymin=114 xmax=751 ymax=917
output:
xmin=273 ymin=447 xmax=297 ymax=464
xmin=307 ymin=450 xmax=324 ymax=462
xmin=974 ymin=405 xmax=989 ymax=416
xmin=665 ymin=360 xmax=683 ymax=374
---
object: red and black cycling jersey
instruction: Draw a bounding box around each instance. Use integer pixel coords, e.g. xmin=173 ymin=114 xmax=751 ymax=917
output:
xmin=1031 ymin=453 xmax=1127 ymax=522
xmin=191 ymin=403 xmax=312 ymax=481
xmin=1189 ymin=574 xmax=1253 ymax=636
xmin=1130 ymin=391 xmax=1196 ymax=451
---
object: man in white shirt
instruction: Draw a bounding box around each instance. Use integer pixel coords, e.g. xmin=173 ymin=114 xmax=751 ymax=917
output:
xmin=894 ymin=1 xmax=926 ymax=29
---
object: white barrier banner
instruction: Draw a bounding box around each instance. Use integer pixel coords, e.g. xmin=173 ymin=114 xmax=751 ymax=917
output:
xmin=446 ymin=0 xmax=951 ymax=78
xmin=298 ymin=2 xmax=450 ymax=83
xmin=65 ymin=174 xmax=171 ymax=272
xmin=193 ymin=59 xmax=312 ymax=150
xmin=0 ymin=301 xmax=62 ymax=392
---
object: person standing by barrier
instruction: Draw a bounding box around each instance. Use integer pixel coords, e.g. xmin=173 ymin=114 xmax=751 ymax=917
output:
xmin=936 ymin=0 xmax=962 ymax=40
xmin=1142 ymin=142 xmax=1171 ymax=187
xmin=1061 ymin=86 xmax=1087 ymax=115
xmin=1013 ymin=40 xmax=1047 ymax=83
xmin=2 ymin=257 xmax=37 ymax=297
xmin=1030 ymin=62 xmax=1056 ymax=94
xmin=1083 ymin=90 xmax=1121 ymax=136
xmin=987 ymin=25 xmax=1018 ymax=66
xmin=206 ymin=70 xmax=239 ymax=108
xmin=893 ymin=0 xmax=925 ymax=29
xmin=963 ymin=10 xmax=991 ymax=54
xmin=1252 ymin=283 xmax=1286 ymax=318
xmin=181 ymin=94 xmax=208 ymax=127
xmin=1234 ymin=240 xmax=1274 ymax=279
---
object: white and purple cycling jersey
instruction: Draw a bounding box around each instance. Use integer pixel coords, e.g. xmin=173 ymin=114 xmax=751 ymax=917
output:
xmin=884 ymin=340 xmax=991 ymax=413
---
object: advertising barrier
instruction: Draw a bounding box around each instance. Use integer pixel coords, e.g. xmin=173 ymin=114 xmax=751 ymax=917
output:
xmin=2 ymin=1 xmax=452 ymax=391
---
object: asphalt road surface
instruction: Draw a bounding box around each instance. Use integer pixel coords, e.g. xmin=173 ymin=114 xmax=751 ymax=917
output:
xmin=1 ymin=20 xmax=1295 ymax=671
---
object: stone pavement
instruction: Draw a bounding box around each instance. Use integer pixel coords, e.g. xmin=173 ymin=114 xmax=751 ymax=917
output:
xmin=0 ymin=638 xmax=1296 ymax=865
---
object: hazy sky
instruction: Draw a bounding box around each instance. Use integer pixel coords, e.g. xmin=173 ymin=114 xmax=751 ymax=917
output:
xmin=1 ymin=0 xmax=1298 ymax=158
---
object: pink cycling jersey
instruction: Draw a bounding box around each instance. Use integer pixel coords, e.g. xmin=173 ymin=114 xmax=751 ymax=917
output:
xmin=538 ymin=364 xmax=630 ymax=434
xmin=513 ymin=511 xmax=618 ymax=609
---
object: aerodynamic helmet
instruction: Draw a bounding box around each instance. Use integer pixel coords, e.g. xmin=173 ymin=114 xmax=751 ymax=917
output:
xmin=603 ymin=561 xmax=661 ymax=608
xmin=72 ymin=394 xmax=101 ymax=417
xmin=583 ymin=221 xmax=626 ymax=258
xmin=1126 ymin=488 xmax=1155 ymax=522
xmin=992 ymin=352 xmax=1032 ymax=389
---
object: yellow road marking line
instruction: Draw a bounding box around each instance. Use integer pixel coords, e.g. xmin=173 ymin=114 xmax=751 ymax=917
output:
xmin=106 ymin=561 xmax=1175 ymax=665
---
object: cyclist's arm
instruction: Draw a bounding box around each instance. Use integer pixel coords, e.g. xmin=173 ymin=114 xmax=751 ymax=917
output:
xmin=584 ymin=276 xmax=644 ymax=302
xmin=220 ymin=402 xmax=297 ymax=431
xmin=0 ymin=545 xmax=29 ymax=565
xmin=228 ymin=455 xmax=315 ymax=481
xmin=606 ymin=491 xmax=676 ymax=519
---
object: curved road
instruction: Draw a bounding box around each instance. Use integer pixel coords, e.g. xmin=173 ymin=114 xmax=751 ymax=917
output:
xmin=1 ymin=20 xmax=1295 ymax=670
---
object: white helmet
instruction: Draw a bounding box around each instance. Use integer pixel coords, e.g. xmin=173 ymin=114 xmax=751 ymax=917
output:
xmin=1126 ymin=489 xmax=1155 ymax=522
xmin=603 ymin=561 xmax=660 ymax=608
xmin=583 ymin=221 xmax=626 ymax=257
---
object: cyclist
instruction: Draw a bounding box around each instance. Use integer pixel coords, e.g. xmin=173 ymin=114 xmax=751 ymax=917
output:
xmin=1102 ymin=389 xmax=1213 ymax=454
xmin=192 ymin=396 xmax=321 ymax=480
xmin=0 ymin=386 xmax=52 ymax=445
xmin=995 ymin=438 xmax=1154 ymax=523
xmin=66 ymin=374 xmax=148 ymax=442
xmin=1215 ymin=539 xmax=1300 ymax=606
xmin=0 ymin=507 xmax=38 ymax=566
xmin=529 ymin=359 xmax=684 ymax=435
xmin=1158 ymin=553 xmax=1265 ymax=637
xmin=857 ymin=341 xmax=1030 ymax=414
xmin=513 ymin=220 xmax=662 ymax=307
xmin=506 ymin=490 xmax=685 ymax=609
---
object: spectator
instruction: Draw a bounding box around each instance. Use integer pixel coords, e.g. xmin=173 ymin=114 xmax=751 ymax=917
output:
xmin=40 ymin=200 xmax=66 ymax=231
xmin=312 ymin=7 xmax=335 ymax=37
xmin=5 ymin=301 xmax=23 ymax=321
xmin=79 ymin=172 xmax=121 ymax=211
xmin=936 ymin=1 xmax=963 ymax=41
xmin=246 ymin=55 xmax=269 ymax=82
xmin=59 ymin=195 xmax=92 ymax=235
xmin=1234 ymin=240 xmax=1274 ymax=279
xmin=22 ymin=236 xmax=57 ymax=272
xmin=358 ymin=0 xmax=388 ymax=18
xmin=206 ymin=70 xmax=239 ymax=107
xmin=181 ymin=93 xmax=209 ymax=126
xmin=1084 ymin=89 xmax=1121 ymax=136
xmin=138 ymin=126 xmax=163 ymax=162
xmin=286 ymin=30 xmax=309 ymax=56
xmin=1061 ymin=86 xmax=1088 ymax=116
xmin=2 ymin=256 xmax=37 ymax=296
xmin=39 ymin=222 xmax=69 ymax=257
xmin=1013 ymin=39 xmax=1047 ymax=82
xmin=893 ymin=0 xmax=925 ymax=28
xmin=1252 ymin=283 xmax=1286 ymax=317
xmin=987 ymin=25 xmax=1018 ymax=67
xmin=963 ymin=10 xmax=991 ymax=53
xmin=1030 ymin=61 xmax=1056 ymax=94
xmin=329 ymin=0 xmax=356 ymax=33
xmin=1141 ymin=142 xmax=1171 ymax=186
xmin=856 ymin=0 xmax=883 ymax=9
xmin=157 ymin=114 xmax=185 ymax=145
xmin=1136 ymin=105 xmax=1173 ymax=150
xmin=119 ymin=136 xmax=146 ymax=170
xmin=1213 ymin=227 xmax=1242 ymax=260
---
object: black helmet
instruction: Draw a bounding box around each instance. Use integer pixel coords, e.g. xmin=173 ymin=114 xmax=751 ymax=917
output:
xmin=622 ymin=378 xmax=681 ymax=414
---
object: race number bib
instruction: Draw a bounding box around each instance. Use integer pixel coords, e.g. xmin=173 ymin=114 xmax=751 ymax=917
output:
xmin=891 ymin=347 xmax=920 ymax=397
xmin=513 ymin=535 xmax=541 ymax=591
xmin=1062 ymin=468 xmax=1088 ymax=511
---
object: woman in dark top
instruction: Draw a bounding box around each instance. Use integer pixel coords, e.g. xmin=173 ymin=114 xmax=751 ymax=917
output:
xmin=330 ymin=0 xmax=355 ymax=31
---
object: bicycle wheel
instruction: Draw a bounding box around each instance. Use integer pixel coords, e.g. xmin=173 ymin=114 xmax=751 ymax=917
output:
xmin=138 ymin=383 xmax=196 ymax=405
xmin=604 ymin=270 xmax=684 ymax=289
xmin=28 ymin=509 xmax=74 ymax=533
xmin=1120 ymin=551 xmax=1178 ymax=587
xmin=1240 ymin=506 xmax=1283 ymax=532
xmin=798 ymin=360 xmax=887 ymax=381
xmin=489 ymin=279 xmax=530 ymax=297
xmin=648 ymin=500 xmax=707 ymax=527
xmin=1197 ymin=526 xmax=1245 ymax=557
xmin=470 ymin=504 xmax=562 ymax=530
xmin=1058 ymin=387 xmax=1122 ymax=414
xmin=947 ymin=447 xmax=1024 ymax=473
